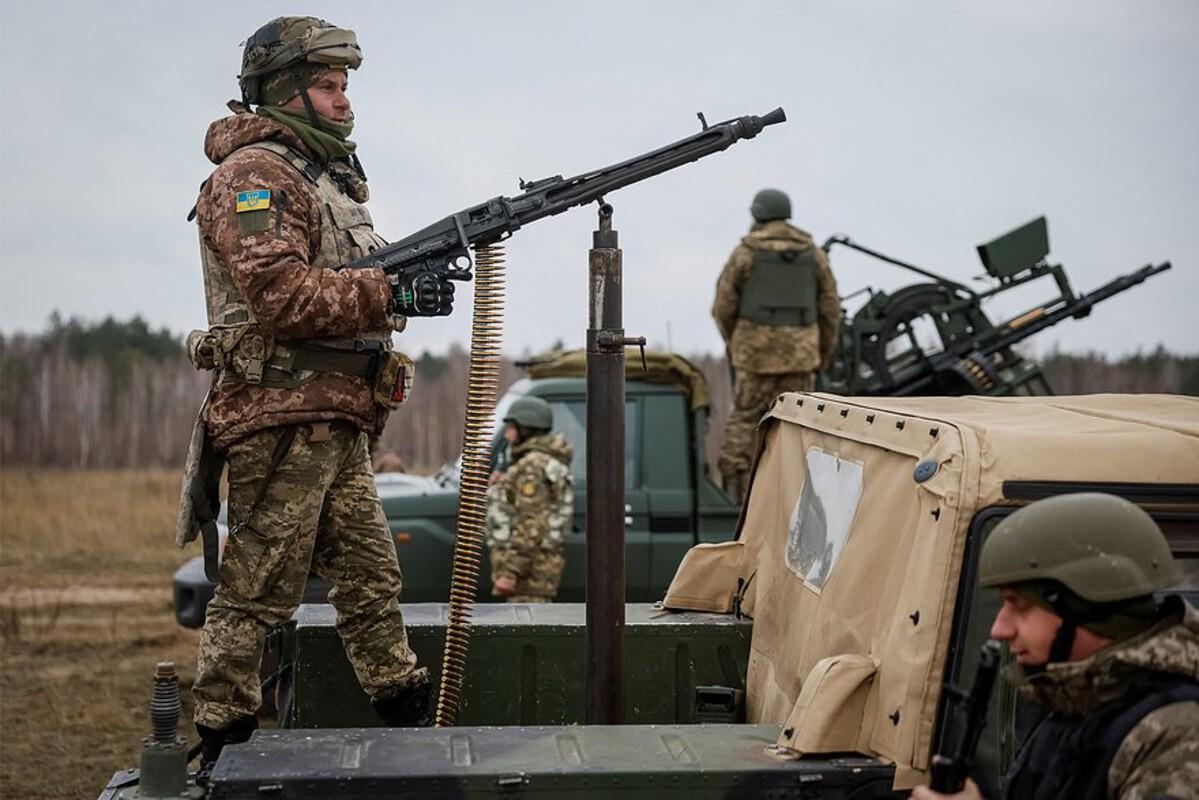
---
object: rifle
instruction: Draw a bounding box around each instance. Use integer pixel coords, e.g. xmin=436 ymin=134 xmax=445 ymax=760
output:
xmin=349 ymin=108 xmax=786 ymax=280
xmin=930 ymin=639 xmax=1003 ymax=793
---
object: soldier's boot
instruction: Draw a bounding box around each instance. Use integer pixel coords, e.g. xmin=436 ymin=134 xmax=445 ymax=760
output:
xmin=195 ymin=715 xmax=258 ymax=786
xmin=721 ymin=471 xmax=747 ymax=504
xmin=371 ymin=676 xmax=434 ymax=727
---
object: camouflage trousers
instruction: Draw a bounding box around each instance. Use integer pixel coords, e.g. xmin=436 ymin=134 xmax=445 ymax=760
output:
xmin=193 ymin=422 xmax=424 ymax=729
xmin=490 ymin=549 xmax=565 ymax=602
xmin=718 ymin=370 xmax=814 ymax=495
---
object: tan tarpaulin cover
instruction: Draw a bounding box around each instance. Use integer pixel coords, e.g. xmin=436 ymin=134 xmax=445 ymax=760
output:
xmin=664 ymin=393 xmax=1199 ymax=788
xmin=523 ymin=348 xmax=711 ymax=411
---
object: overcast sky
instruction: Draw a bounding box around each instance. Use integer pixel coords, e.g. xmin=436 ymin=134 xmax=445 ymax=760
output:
xmin=1 ymin=1 xmax=1195 ymax=359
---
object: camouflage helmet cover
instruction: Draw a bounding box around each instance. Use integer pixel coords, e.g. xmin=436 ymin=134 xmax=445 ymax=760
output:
xmin=750 ymin=188 xmax=791 ymax=222
xmin=239 ymin=16 xmax=362 ymax=105
xmin=978 ymin=492 xmax=1181 ymax=603
xmin=504 ymin=396 xmax=553 ymax=432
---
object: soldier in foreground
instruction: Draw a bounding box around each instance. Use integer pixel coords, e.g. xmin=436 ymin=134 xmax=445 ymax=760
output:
xmin=712 ymin=188 xmax=839 ymax=502
xmin=913 ymin=493 xmax=1199 ymax=800
xmin=184 ymin=16 xmax=461 ymax=779
xmin=486 ymin=397 xmax=574 ymax=602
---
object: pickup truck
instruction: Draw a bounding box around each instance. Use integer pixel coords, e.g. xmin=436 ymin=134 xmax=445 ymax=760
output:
xmin=108 ymin=392 xmax=1197 ymax=800
xmin=172 ymin=349 xmax=739 ymax=627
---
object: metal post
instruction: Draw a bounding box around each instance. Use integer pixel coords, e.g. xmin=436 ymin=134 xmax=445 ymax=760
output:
xmin=585 ymin=202 xmax=627 ymax=724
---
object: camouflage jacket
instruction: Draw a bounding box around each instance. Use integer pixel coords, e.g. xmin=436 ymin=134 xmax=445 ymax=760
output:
xmin=195 ymin=109 xmax=396 ymax=449
xmin=486 ymin=434 xmax=574 ymax=597
xmin=1010 ymin=596 xmax=1199 ymax=799
xmin=712 ymin=221 xmax=840 ymax=374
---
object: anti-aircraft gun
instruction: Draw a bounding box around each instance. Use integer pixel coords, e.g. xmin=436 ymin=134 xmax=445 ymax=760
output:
xmin=818 ymin=216 xmax=1171 ymax=396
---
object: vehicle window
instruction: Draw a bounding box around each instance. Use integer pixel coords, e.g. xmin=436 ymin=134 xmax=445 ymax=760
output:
xmin=952 ymin=504 xmax=1198 ymax=794
xmin=552 ymin=399 xmax=638 ymax=490
xmin=785 ymin=448 xmax=864 ymax=590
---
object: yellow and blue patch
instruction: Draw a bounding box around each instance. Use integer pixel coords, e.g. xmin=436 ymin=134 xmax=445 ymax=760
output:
xmin=235 ymin=189 xmax=271 ymax=213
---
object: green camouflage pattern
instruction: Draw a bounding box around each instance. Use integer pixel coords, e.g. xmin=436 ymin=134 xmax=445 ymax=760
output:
xmin=195 ymin=110 xmax=398 ymax=449
xmin=1011 ymin=597 xmax=1199 ymax=799
xmin=717 ymin=370 xmax=814 ymax=490
xmin=486 ymin=434 xmax=574 ymax=600
xmin=712 ymin=220 xmax=840 ymax=375
xmin=193 ymin=422 xmax=424 ymax=728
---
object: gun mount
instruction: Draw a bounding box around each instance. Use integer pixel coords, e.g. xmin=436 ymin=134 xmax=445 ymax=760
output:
xmin=818 ymin=216 xmax=1172 ymax=396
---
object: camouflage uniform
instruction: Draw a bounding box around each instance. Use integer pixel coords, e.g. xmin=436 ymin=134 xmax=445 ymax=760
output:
xmin=191 ymin=109 xmax=424 ymax=729
xmin=712 ymin=220 xmax=839 ymax=489
xmin=1005 ymin=596 xmax=1199 ymax=799
xmin=486 ymin=434 xmax=574 ymax=602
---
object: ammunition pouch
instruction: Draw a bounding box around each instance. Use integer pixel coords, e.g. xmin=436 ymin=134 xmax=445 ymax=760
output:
xmin=372 ymin=350 xmax=414 ymax=411
xmin=186 ymin=326 xmax=270 ymax=385
xmin=738 ymin=247 xmax=819 ymax=327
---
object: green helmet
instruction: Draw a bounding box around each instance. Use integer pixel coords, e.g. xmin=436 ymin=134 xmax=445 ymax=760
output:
xmin=750 ymin=189 xmax=791 ymax=223
xmin=978 ymin=493 xmax=1180 ymax=603
xmin=239 ymin=16 xmax=362 ymax=106
xmin=504 ymin=396 xmax=553 ymax=433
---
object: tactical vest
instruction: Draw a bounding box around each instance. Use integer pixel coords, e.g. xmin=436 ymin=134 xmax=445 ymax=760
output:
xmin=737 ymin=246 xmax=819 ymax=327
xmin=1004 ymin=672 xmax=1199 ymax=800
xmin=194 ymin=141 xmax=395 ymax=389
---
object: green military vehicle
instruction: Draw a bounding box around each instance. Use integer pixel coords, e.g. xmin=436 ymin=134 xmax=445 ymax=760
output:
xmin=105 ymin=392 xmax=1198 ymax=799
xmin=171 ymin=350 xmax=739 ymax=628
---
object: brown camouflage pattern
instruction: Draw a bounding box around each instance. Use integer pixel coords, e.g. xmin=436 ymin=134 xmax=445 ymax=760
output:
xmin=196 ymin=110 xmax=395 ymax=449
xmin=1012 ymin=597 xmax=1199 ymax=799
xmin=712 ymin=220 xmax=840 ymax=374
xmin=486 ymin=434 xmax=574 ymax=601
xmin=718 ymin=370 xmax=814 ymax=487
xmin=193 ymin=422 xmax=424 ymax=728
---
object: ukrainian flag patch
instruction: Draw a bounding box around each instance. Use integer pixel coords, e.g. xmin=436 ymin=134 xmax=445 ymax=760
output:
xmin=236 ymin=189 xmax=271 ymax=213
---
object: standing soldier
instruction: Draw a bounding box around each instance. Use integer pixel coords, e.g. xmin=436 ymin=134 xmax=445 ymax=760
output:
xmin=178 ymin=16 xmax=463 ymax=780
xmin=912 ymin=493 xmax=1199 ymax=800
xmin=486 ymin=397 xmax=574 ymax=603
xmin=712 ymin=189 xmax=839 ymax=502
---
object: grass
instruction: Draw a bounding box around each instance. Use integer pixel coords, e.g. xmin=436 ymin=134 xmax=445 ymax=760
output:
xmin=0 ymin=469 xmax=201 ymax=799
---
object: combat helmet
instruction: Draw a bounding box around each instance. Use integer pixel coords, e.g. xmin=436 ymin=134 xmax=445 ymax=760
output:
xmin=238 ymin=16 xmax=362 ymax=107
xmin=750 ymin=189 xmax=791 ymax=223
xmin=979 ymin=492 xmax=1180 ymax=602
xmin=504 ymin=396 xmax=553 ymax=435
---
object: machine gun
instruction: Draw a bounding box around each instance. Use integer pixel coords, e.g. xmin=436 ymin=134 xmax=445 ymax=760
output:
xmin=819 ymin=216 xmax=1172 ymax=396
xmin=350 ymin=108 xmax=786 ymax=280
xmin=930 ymin=639 xmax=1003 ymax=793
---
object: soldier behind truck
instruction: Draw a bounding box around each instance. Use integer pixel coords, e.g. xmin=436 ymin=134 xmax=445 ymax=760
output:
xmin=486 ymin=397 xmax=574 ymax=603
xmin=712 ymin=188 xmax=840 ymax=502
xmin=913 ymin=493 xmax=1199 ymax=800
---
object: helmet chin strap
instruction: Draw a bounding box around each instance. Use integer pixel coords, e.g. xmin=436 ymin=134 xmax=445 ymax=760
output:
xmin=1043 ymin=583 xmax=1079 ymax=664
xmin=290 ymin=68 xmax=324 ymax=131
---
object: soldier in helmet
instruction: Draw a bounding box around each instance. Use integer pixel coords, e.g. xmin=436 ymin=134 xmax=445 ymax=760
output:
xmin=486 ymin=396 xmax=574 ymax=602
xmin=182 ymin=16 xmax=463 ymax=779
xmin=712 ymin=189 xmax=839 ymax=502
xmin=913 ymin=493 xmax=1199 ymax=800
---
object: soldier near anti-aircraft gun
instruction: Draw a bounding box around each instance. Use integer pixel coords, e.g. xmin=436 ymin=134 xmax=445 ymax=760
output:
xmin=713 ymin=189 xmax=840 ymax=502
xmin=177 ymin=16 xmax=467 ymax=779
xmin=486 ymin=397 xmax=574 ymax=603
xmin=913 ymin=493 xmax=1199 ymax=800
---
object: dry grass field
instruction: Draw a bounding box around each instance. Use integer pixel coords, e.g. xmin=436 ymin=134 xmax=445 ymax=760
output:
xmin=0 ymin=469 xmax=200 ymax=799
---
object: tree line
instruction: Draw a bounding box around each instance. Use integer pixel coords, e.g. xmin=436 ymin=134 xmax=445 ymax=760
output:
xmin=1 ymin=316 xmax=1194 ymax=471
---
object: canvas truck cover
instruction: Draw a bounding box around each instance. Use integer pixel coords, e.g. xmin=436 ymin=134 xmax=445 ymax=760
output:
xmin=523 ymin=348 xmax=711 ymax=411
xmin=664 ymin=393 xmax=1199 ymax=788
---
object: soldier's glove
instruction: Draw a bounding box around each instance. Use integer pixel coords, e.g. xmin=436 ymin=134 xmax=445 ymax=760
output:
xmin=392 ymin=272 xmax=457 ymax=317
